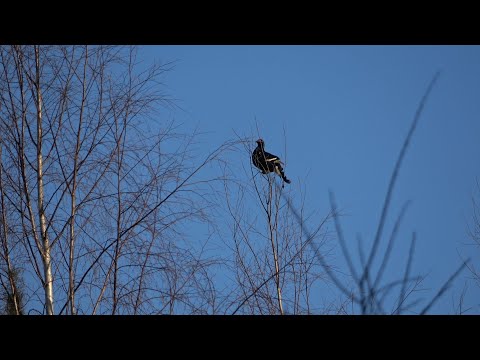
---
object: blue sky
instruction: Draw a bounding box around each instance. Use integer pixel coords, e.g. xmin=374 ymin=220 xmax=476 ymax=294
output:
xmin=139 ymin=45 xmax=480 ymax=314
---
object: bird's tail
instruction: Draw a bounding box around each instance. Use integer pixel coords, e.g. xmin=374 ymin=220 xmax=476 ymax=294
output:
xmin=274 ymin=163 xmax=291 ymax=184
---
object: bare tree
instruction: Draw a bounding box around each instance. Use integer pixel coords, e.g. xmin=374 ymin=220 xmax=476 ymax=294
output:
xmin=461 ymin=177 xmax=480 ymax=313
xmin=0 ymin=131 xmax=25 ymax=315
xmin=283 ymin=71 xmax=469 ymax=314
xmin=467 ymin=178 xmax=480 ymax=284
xmin=216 ymin=135 xmax=336 ymax=315
xmin=0 ymin=45 xmax=236 ymax=314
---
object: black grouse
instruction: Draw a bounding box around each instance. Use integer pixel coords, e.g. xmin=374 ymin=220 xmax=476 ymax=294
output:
xmin=252 ymin=139 xmax=291 ymax=184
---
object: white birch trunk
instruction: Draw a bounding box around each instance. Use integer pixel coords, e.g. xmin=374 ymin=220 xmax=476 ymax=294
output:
xmin=35 ymin=46 xmax=54 ymax=315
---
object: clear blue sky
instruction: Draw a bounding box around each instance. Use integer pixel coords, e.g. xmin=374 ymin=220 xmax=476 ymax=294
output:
xmin=139 ymin=45 xmax=480 ymax=314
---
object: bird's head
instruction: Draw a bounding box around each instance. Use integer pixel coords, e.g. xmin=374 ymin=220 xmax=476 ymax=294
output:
xmin=256 ymin=138 xmax=265 ymax=146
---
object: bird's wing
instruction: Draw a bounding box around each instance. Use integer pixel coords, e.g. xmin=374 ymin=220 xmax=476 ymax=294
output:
xmin=263 ymin=151 xmax=281 ymax=162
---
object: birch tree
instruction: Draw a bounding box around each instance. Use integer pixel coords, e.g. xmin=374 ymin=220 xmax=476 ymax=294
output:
xmin=0 ymin=45 xmax=232 ymax=314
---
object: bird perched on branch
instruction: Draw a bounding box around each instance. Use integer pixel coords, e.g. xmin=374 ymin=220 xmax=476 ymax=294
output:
xmin=252 ymin=139 xmax=291 ymax=185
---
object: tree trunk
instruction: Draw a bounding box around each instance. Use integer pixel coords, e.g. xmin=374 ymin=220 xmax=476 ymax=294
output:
xmin=0 ymin=140 xmax=22 ymax=315
xmin=34 ymin=46 xmax=54 ymax=315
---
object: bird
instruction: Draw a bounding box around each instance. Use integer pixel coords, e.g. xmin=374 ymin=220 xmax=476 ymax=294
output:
xmin=252 ymin=138 xmax=291 ymax=184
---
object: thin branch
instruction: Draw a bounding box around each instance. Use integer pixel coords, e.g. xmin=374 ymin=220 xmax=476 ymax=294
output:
xmin=362 ymin=71 xmax=441 ymax=284
xmin=420 ymin=260 xmax=469 ymax=315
